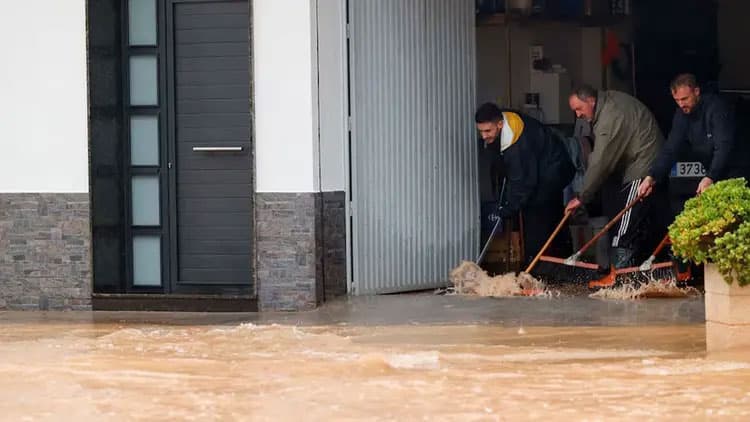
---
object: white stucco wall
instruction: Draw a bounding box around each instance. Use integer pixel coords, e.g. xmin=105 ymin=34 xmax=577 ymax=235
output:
xmin=317 ymin=0 xmax=348 ymax=192
xmin=253 ymin=0 xmax=319 ymax=192
xmin=0 ymin=0 xmax=88 ymax=193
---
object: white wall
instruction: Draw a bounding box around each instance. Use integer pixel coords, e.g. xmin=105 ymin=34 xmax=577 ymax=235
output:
xmin=0 ymin=0 xmax=88 ymax=193
xmin=316 ymin=0 xmax=348 ymax=192
xmin=253 ymin=0 xmax=319 ymax=192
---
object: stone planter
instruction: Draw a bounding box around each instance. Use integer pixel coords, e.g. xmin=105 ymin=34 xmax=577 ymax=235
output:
xmin=704 ymin=263 xmax=750 ymax=351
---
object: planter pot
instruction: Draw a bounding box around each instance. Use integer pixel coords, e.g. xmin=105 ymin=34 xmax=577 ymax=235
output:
xmin=704 ymin=263 xmax=750 ymax=351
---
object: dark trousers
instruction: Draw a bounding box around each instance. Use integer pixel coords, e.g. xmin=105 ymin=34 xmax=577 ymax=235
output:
xmin=602 ymin=178 xmax=669 ymax=268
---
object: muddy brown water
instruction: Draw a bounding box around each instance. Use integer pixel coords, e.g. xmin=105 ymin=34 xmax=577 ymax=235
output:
xmin=2 ymin=313 xmax=749 ymax=421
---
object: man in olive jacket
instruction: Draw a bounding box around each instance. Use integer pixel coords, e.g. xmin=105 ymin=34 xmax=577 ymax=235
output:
xmin=565 ymin=86 xmax=666 ymax=277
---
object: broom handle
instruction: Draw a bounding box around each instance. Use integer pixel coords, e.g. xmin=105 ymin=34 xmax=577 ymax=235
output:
xmin=524 ymin=210 xmax=572 ymax=273
xmin=475 ymin=178 xmax=507 ymax=265
xmin=576 ymin=191 xmax=646 ymax=256
xmin=650 ymin=233 xmax=671 ymax=257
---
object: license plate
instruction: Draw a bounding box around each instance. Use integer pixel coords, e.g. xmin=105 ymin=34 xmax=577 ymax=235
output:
xmin=670 ymin=161 xmax=706 ymax=178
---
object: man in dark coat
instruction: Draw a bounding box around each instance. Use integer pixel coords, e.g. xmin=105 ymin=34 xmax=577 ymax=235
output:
xmin=475 ymin=103 xmax=575 ymax=269
xmin=638 ymin=73 xmax=750 ymax=197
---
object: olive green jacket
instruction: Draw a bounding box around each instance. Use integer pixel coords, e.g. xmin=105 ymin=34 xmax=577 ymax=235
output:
xmin=580 ymin=90 xmax=664 ymax=204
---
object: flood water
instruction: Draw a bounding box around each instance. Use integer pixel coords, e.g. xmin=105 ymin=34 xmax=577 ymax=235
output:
xmin=1 ymin=301 xmax=749 ymax=421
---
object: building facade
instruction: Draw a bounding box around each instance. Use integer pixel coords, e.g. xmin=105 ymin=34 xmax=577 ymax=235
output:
xmin=0 ymin=0 xmax=480 ymax=311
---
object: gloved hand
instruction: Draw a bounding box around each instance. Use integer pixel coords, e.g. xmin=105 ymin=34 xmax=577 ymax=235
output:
xmin=487 ymin=208 xmax=504 ymax=233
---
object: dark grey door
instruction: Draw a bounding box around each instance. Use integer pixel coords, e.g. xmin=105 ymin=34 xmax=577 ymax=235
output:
xmin=167 ymin=0 xmax=252 ymax=295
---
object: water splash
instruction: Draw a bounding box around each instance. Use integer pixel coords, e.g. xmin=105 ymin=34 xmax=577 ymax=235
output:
xmin=590 ymin=277 xmax=701 ymax=300
xmin=446 ymin=261 xmax=548 ymax=297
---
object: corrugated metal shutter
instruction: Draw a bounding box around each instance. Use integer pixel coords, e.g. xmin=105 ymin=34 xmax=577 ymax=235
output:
xmin=349 ymin=0 xmax=478 ymax=294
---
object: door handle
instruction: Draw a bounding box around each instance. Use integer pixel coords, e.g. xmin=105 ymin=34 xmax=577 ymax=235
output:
xmin=192 ymin=146 xmax=243 ymax=152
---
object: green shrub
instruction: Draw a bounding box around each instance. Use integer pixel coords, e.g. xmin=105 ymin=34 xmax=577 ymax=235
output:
xmin=669 ymin=178 xmax=750 ymax=286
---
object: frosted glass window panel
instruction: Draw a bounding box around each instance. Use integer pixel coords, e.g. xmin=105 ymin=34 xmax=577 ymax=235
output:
xmin=130 ymin=116 xmax=159 ymax=165
xmin=133 ymin=236 xmax=161 ymax=286
xmin=130 ymin=56 xmax=158 ymax=106
xmin=131 ymin=176 xmax=160 ymax=226
xmin=129 ymin=0 xmax=157 ymax=46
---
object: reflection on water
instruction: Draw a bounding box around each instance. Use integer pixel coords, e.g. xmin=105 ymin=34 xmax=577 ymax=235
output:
xmin=1 ymin=318 xmax=749 ymax=421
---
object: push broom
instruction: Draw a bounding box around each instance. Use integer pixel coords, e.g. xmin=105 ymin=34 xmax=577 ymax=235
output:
xmin=603 ymin=233 xmax=692 ymax=284
xmin=536 ymin=192 xmax=648 ymax=285
xmin=593 ymin=189 xmax=704 ymax=286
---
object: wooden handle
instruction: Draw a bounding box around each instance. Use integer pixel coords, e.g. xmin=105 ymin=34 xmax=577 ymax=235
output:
xmin=576 ymin=191 xmax=646 ymax=256
xmin=650 ymin=233 xmax=671 ymax=257
xmin=525 ymin=211 xmax=572 ymax=273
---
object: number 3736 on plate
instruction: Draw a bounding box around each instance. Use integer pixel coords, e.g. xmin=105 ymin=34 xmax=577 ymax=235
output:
xmin=670 ymin=161 xmax=706 ymax=178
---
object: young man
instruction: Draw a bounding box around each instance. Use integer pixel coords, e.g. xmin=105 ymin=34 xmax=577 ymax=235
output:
xmin=475 ymin=103 xmax=575 ymax=269
xmin=565 ymin=86 xmax=666 ymax=279
xmin=638 ymin=73 xmax=750 ymax=198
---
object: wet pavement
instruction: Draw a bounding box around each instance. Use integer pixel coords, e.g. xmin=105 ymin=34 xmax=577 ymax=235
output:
xmin=2 ymin=294 xmax=749 ymax=421
xmin=1 ymin=293 xmax=706 ymax=327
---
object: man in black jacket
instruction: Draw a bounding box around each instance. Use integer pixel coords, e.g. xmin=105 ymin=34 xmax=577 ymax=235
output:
xmin=475 ymin=103 xmax=575 ymax=269
xmin=638 ymin=73 xmax=750 ymax=197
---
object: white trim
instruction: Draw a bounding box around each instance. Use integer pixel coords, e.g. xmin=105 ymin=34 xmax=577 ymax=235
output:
xmin=612 ymin=179 xmax=639 ymax=247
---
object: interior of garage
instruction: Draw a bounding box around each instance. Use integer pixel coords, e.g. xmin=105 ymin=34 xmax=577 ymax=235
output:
xmin=472 ymin=0 xmax=750 ymax=276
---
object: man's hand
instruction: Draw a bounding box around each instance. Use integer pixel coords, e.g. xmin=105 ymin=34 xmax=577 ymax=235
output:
xmin=696 ymin=177 xmax=714 ymax=195
xmin=638 ymin=176 xmax=656 ymax=197
xmin=487 ymin=211 xmax=503 ymax=233
xmin=565 ymin=197 xmax=582 ymax=214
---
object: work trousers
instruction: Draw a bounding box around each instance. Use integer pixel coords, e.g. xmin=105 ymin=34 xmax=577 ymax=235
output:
xmin=602 ymin=178 xmax=669 ymax=268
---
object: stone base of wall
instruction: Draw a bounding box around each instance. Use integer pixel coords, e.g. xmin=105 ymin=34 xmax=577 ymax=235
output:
xmin=256 ymin=191 xmax=347 ymax=311
xmin=705 ymin=263 xmax=750 ymax=352
xmin=0 ymin=193 xmax=92 ymax=310
xmin=322 ymin=191 xmax=347 ymax=299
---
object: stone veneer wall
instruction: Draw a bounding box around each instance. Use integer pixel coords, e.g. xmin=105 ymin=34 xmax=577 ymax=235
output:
xmin=322 ymin=191 xmax=347 ymax=299
xmin=256 ymin=191 xmax=347 ymax=311
xmin=0 ymin=193 xmax=92 ymax=310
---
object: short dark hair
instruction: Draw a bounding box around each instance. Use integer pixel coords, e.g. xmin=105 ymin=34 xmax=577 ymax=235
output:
xmin=571 ymin=85 xmax=598 ymax=101
xmin=475 ymin=102 xmax=504 ymax=124
xmin=671 ymin=73 xmax=698 ymax=91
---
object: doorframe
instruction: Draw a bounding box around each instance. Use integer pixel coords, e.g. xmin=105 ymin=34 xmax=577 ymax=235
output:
xmin=165 ymin=0 xmax=178 ymax=294
xmin=343 ymin=0 xmax=354 ymax=295
xmin=119 ymin=0 xmax=172 ymax=294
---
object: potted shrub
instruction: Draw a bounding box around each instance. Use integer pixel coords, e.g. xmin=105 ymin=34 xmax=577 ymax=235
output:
xmin=669 ymin=178 xmax=750 ymax=350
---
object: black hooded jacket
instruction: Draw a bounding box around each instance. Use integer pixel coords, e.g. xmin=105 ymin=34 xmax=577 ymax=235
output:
xmin=478 ymin=111 xmax=575 ymax=218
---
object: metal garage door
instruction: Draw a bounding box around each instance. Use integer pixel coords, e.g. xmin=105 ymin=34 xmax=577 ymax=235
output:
xmin=349 ymin=0 xmax=478 ymax=294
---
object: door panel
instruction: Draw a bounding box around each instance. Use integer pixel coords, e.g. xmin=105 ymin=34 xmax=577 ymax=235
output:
xmin=349 ymin=0 xmax=478 ymax=294
xmin=168 ymin=0 xmax=252 ymax=293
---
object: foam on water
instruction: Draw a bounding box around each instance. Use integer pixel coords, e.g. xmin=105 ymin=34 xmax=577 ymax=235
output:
xmin=447 ymin=261 xmax=548 ymax=297
xmin=590 ymin=278 xmax=701 ymax=300
xmin=383 ymin=351 xmax=440 ymax=370
xmin=638 ymin=361 xmax=750 ymax=376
